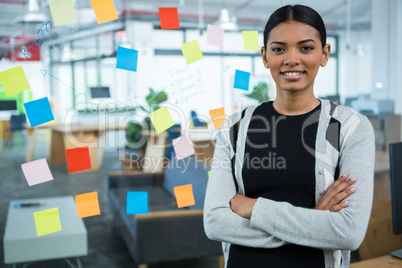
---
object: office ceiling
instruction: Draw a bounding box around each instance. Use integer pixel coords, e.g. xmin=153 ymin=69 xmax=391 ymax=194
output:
xmin=0 ymin=0 xmax=371 ymax=56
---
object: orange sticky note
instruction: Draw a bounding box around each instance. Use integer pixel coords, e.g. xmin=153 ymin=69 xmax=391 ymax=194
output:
xmin=209 ymin=107 xmax=226 ymax=129
xmin=159 ymin=7 xmax=180 ymax=29
xmin=174 ymin=184 xmax=195 ymax=208
xmin=66 ymin=146 xmax=92 ymax=173
xmin=91 ymin=0 xmax=118 ymax=24
xmin=75 ymin=191 xmax=101 ymax=218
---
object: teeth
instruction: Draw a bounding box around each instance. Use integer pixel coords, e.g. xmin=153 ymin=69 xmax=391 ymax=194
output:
xmin=284 ymin=72 xmax=302 ymax=76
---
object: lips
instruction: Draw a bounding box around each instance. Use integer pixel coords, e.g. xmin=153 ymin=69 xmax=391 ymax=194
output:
xmin=280 ymin=71 xmax=306 ymax=80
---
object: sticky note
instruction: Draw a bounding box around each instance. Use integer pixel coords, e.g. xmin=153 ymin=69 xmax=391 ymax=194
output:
xmin=242 ymin=31 xmax=260 ymax=51
xmin=66 ymin=146 xmax=91 ymax=173
xmin=0 ymin=66 xmax=31 ymax=97
xmin=149 ymin=107 xmax=175 ymax=134
xmin=127 ymin=191 xmax=148 ymax=214
xmin=207 ymin=24 xmax=224 ymax=47
xmin=49 ymin=0 xmax=78 ymax=26
xmin=24 ymin=97 xmax=54 ymax=127
xmin=34 ymin=207 xmax=62 ymax=237
xmin=234 ymin=69 xmax=250 ymax=91
xmin=209 ymin=107 xmax=226 ymax=129
xmin=173 ymin=135 xmax=195 ymax=160
xmin=174 ymin=184 xmax=195 ymax=208
xmin=159 ymin=7 xmax=180 ymax=29
xmin=75 ymin=191 xmax=101 ymax=218
xmin=116 ymin=46 xmax=138 ymax=72
xmin=90 ymin=0 xmax=118 ymax=24
xmin=181 ymin=40 xmax=203 ymax=64
xmin=208 ymin=171 xmax=211 ymax=178
xmin=21 ymin=158 xmax=54 ymax=186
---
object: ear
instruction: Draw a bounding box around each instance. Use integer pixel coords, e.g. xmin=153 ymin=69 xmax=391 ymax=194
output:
xmin=261 ymin=46 xmax=269 ymax=69
xmin=320 ymin=43 xmax=331 ymax=67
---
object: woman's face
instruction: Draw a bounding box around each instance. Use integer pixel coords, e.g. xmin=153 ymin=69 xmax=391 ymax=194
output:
xmin=261 ymin=20 xmax=331 ymax=94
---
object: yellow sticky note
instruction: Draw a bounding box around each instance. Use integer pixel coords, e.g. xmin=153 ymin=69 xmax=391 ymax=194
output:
xmin=90 ymin=0 xmax=118 ymax=24
xmin=208 ymin=171 xmax=211 ymax=178
xmin=49 ymin=0 xmax=78 ymax=26
xmin=0 ymin=66 xmax=31 ymax=97
xmin=149 ymin=107 xmax=175 ymax=134
xmin=174 ymin=184 xmax=196 ymax=208
xmin=181 ymin=40 xmax=203 ymax=64
xmin=242 ymin=31 xmax=260 ymax=51
xmin=33 ymin=207 xmax=62 ymax=237
xmin=209 ymin=107 xmax=226 ymax=129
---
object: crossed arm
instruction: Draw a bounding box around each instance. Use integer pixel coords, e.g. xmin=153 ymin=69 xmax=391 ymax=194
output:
xmin=203 ymin=116 xmax=375 ymax=250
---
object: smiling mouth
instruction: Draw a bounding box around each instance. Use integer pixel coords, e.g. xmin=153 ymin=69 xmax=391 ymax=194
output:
xmin=280 ymin=71 xmax=306 ymax=80
xmin=280 ymin=71 xmax=306 ymax=76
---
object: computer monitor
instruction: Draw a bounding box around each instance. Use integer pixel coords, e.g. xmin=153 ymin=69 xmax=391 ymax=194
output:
xmin=90 ymin=86 xmax=110 ymax=99
xmin=389 ymin=142 xmax=402 ymax=258
xmin=0 ymin=100 xmax=17 ymax=111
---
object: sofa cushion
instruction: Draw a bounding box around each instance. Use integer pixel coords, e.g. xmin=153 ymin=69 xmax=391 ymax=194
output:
xmin=163 ymin=156 xmax=210 ymax=210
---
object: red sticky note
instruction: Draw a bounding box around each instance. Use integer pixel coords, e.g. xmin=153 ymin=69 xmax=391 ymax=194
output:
xmin=66 ymin=146 xmax=91 ymax=173
xmin=159 ymin=7 xmax=180 ymax=29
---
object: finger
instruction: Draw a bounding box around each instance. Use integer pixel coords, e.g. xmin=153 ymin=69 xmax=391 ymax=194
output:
xmin=330 ymin=200 xmax=349 ymax=212
xmin=326 ymin=173 xmax=349 ymax=195
xmin=329 ymin=187 xmax=356 ymax=207
xmin=334 ymin=177 xmax=357 ymax=194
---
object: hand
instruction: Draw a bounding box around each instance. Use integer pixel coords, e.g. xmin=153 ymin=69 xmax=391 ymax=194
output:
xmin=315 ymin=173 xmax=357 ymax=212
xmin=230 ymin=194 xmax=257 ymax=219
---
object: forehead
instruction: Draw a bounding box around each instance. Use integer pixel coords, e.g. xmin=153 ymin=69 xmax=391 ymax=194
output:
xmin=268 ymin=21 xmax=320 ymax=44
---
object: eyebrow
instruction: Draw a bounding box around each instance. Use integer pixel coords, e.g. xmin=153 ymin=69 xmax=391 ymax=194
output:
xmin=270 ymin=39 xmax=316 ymax=45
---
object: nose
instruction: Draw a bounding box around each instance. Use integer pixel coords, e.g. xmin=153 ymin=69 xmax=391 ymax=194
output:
xmin=283 ymin=49 xmax=300 ymax=66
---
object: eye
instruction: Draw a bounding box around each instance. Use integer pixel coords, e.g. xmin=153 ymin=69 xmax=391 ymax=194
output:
xmin=271 ymin=47 xmax=284 ymax=52
xmin=301 ymin=46 xmax=314 ymax=51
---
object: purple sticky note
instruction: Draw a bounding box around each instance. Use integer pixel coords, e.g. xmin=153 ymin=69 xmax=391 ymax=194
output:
xmin=21 ymin=158 xmax=54 ymax=186
xmin=172 ymin=135 xmax=195 ymax=160
xmin=207 ymin=24 xmax=224 ymax=47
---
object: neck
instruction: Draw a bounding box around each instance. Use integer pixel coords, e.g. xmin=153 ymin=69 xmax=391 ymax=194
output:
xmin=273 ymin=90 xmax=320 ymax=116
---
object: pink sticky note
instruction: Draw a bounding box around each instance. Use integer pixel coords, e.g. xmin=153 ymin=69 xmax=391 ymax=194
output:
xmin=21 ymin=158 xmax=54 ymax=186
xmin=207 ymin=24 xmax=224 ymax=47
xmin=172 ymin=135 xmax=195 ymax=160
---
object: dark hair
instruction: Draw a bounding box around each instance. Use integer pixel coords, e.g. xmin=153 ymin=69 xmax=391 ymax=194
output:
xmin=263 ymin=5 xmax=326 ymax=48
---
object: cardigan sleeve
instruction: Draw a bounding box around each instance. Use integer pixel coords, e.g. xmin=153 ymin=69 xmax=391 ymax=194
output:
xmin=203 ymin=117 xmax=288 ymax=248
xmin=249 ymin=115 xmax=375 ymax=250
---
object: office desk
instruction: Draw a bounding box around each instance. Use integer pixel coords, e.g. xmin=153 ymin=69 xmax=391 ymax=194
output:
xmin=350 ymin=255 xmax=402 ymax=268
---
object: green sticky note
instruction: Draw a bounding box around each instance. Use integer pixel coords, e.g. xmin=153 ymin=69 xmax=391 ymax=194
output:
xmin=150 ymin=107 xmax=175 ymax=134
xmin=0 ymin=66 xmax=31 ymax=97
xmin=34 ymin=207 xmax=62 ymax=237
xmin=49 ymin=0 xmax=78 ymax=26
xmin=208 ymin=171 xmax=211 ymax=178
xmin=242 ymin=31 xmax=260 ymax=51
xmin=181 ymin=40 xmax=203 ymax=64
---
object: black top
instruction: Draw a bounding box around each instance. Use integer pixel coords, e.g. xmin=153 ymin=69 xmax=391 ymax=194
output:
xmin=227 ymin=100 xmax=324 ymax=268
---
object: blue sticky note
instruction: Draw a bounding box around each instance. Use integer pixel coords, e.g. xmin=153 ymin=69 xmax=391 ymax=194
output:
xmin=116 ymin=46 xmax=138 ymax=72
xmin=24 ymin=97 xmax=54 ymax=127
xmin=127 ymin=191 xmax=148 ymax=214
xmin=234 ymin=69 xmax=251 ymax=91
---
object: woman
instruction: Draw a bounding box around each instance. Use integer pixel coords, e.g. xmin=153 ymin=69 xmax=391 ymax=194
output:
xmin=204 ymin=4 xmax=375 ymax=268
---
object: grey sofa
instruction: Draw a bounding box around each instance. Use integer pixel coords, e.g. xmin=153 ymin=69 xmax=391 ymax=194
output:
xmin=108 ymin=156 xmax=222 ymax=268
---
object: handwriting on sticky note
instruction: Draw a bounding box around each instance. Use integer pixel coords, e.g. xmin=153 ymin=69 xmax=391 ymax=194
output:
xmin=149 ymin=107 xmax=175 ymax=134
xmin=34 ymin=207 xmax=62 ymax=237
xmin=65 ymin=146 xmax=92 ymax=173
xmin=181 ymin=40 xmax=203 ymax=64
xmin=209 ymin=107 xmax=226 ymax=129
xmin=173 ymin=135 xmax=195 ymax=160
xmin=116 ymin=46 xmax=138 ymax=72
xmin=207 ymin=24 xmax=224 ymax=47
xmin=159 ymin=7 xmax=180 ymax=29
xmin=75 ymin=191 xmax=101 ymax=218
xmin=49 ymin=0 xmax=78 ymax=26
xmin=0 ymin=66 xmax=31 ymax=97
xmin=234 ymin=69 xmax=251 ymax=91
xmin=174 ymin=184 xmax=195 ymax=208
xmin=90 ymin=0 xmax=118 ymax=24
xmin=24 ymin=97 xmax=54 ymax=127
xmin=126 ymin=191 xmax=148 ymax=214
xmin=242 ymin=31 xmax=260 ymax=51
xmin=21 ymin=158 xmax=54 ymax=186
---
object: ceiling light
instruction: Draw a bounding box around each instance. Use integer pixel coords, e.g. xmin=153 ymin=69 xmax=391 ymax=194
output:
xmin=214 ymin=9 xmax=238 ymax=30
xmin=15 ymin=0 xmax=48 ymax=24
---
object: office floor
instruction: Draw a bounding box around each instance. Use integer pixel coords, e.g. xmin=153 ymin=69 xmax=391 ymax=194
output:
xmin=0 ymin=133 xmax=359 ymax=267
xmin=0 ymin=133 xmax=219 ymax=268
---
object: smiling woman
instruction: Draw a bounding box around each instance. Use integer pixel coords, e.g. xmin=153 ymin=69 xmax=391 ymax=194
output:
xmin=204 ymin=4 xmax=375 ymax=268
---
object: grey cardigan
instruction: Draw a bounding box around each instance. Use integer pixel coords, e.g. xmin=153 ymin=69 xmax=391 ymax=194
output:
xmin=203 ymin=99 xmax=375 ymax=268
